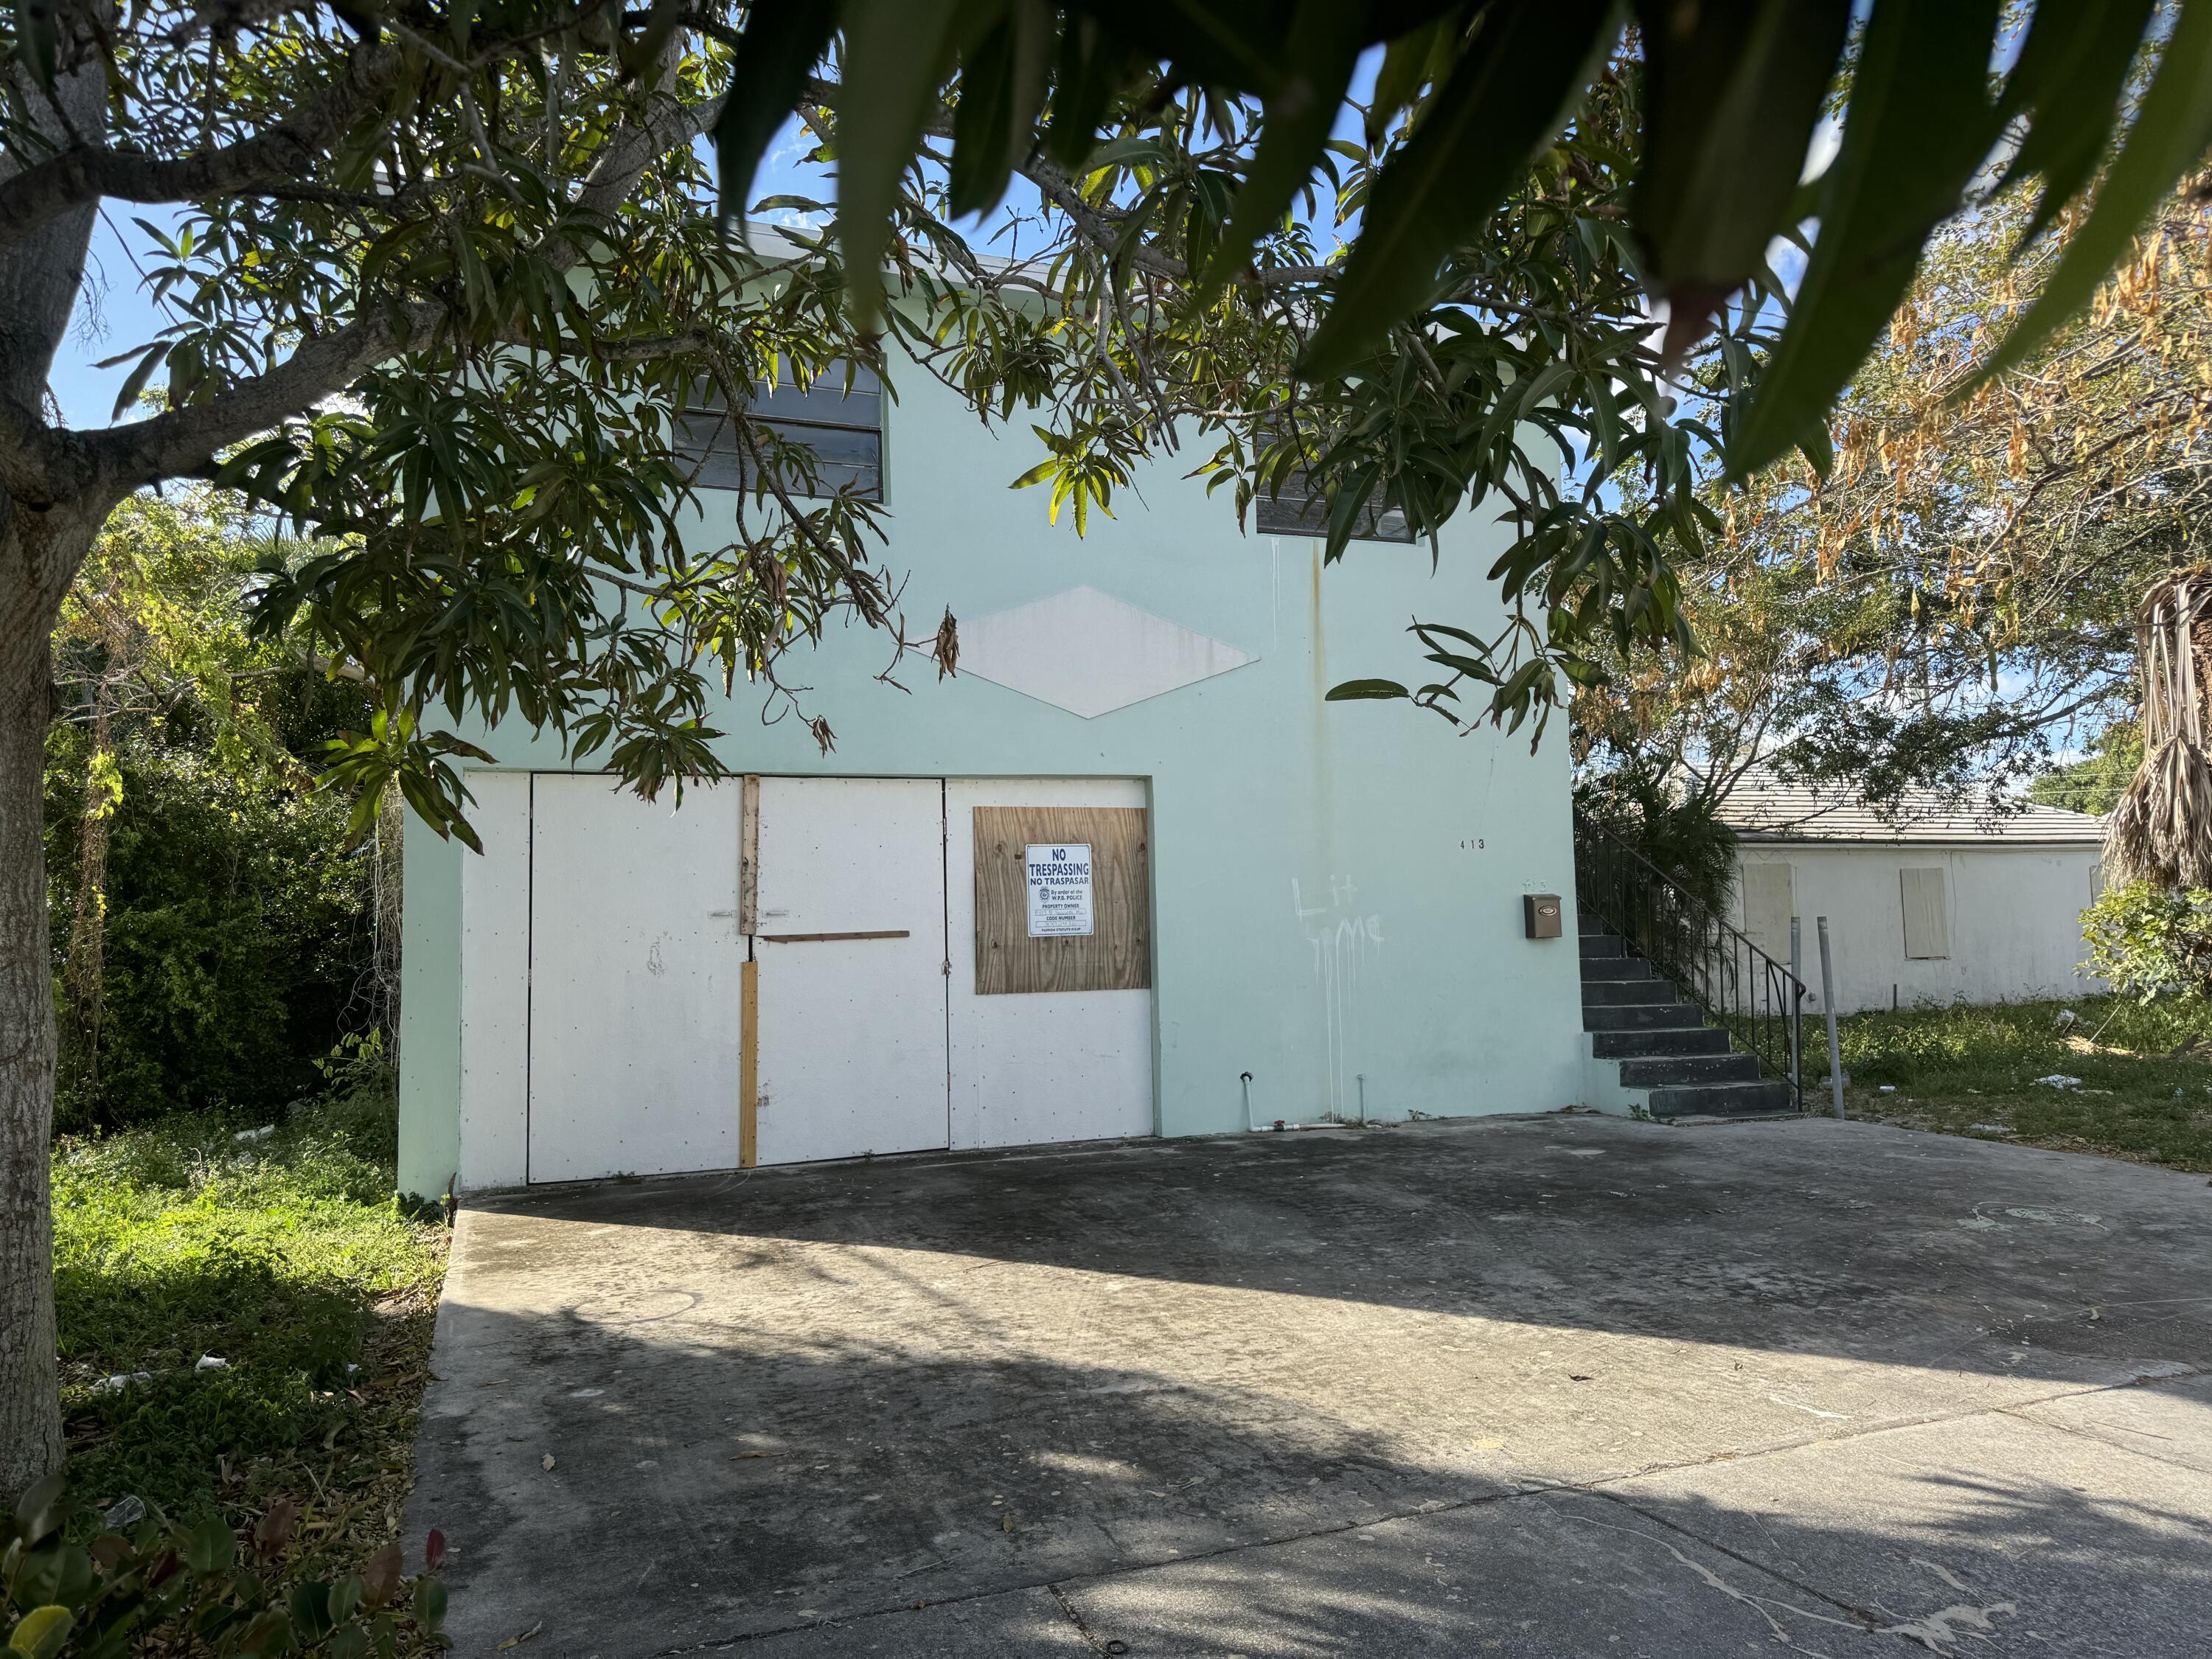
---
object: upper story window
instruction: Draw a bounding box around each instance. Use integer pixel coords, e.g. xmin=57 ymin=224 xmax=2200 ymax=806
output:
xmin=1252 ymin=462 xmax=1413 ymax=543
xmin=672 ymin=364 xmax=883 ymax=500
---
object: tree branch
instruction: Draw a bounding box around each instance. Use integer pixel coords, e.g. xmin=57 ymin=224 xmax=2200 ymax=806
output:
xmin=0 ymin=42 xmax=403 ymax=246
xmin=86 ymin=299 xmax=437 ymax=490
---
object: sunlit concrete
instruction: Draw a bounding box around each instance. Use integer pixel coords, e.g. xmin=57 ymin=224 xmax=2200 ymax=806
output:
xmin=407 ymin=1114 xmax=2212 ymax=1656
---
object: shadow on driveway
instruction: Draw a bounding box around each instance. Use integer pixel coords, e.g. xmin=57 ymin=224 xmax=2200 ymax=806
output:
xmin=407 ymin=1113 xmax=2212 ymax=1656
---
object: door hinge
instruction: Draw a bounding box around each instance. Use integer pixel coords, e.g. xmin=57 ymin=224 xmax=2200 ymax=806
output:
xmin=942 ymin=959 xmax=952 ymax=977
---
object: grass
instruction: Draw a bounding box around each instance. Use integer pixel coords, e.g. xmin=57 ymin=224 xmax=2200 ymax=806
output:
xmin=49 ymin=1075 xmax=446 ymax=1576
xmin=1828 ymin=994 xmax=2212 ymax=1171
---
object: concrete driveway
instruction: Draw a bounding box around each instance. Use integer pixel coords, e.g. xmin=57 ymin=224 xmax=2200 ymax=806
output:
xmin=407 ymin=1115 xmax=2212 ymax=1657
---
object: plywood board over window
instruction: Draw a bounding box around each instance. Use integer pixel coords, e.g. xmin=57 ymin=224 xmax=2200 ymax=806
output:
xmin=1900 ymin=866 xmax=1951 ymax=959
xmin=973 ymin=806 xmax=1152 ymax=993
xmin=1740 ymin=861 xmax=1795 ymax=960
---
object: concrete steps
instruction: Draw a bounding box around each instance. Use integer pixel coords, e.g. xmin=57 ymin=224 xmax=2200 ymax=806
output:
xmin=1591 ymin=1025 xmax=1731 ymax=1060
xmin=1579 ymin=919 xmax=1798 ymax=1123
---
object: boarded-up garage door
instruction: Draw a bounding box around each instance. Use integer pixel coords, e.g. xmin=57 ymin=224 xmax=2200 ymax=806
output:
xmin=946 ymin=779 xmax=1153 ymax=1150
xmin=459 ymin=772 xmax=1155 ymax=1186
xmin=751 ymin=776 xmax=951 ymax=1165
xmin=526 ymin=775 xmax=745 ymax=1183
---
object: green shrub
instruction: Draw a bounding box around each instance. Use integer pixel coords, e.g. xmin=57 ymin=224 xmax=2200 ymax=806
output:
xmin=2081 ymin=880 xmax=2212 ymax=1003
xmin=4 ymin=1474 xmax=445 ymax=1659
xmin=45 ymin=489 xmax=383 ymax=1133
xmin=1574 ymin=764 xmax=1739 ymax=916
xmin=44 ymin=723 xmax=375 ymax=1131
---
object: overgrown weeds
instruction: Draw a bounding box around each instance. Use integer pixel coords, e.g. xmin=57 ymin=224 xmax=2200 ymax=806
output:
xmin=1834 ymin=995 xmax=2212 ymax=1170
xmin=50 ymin=1070 xmax=445 ymax=1586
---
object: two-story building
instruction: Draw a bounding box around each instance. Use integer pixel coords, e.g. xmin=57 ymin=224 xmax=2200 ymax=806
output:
xmin=394 ymin=352 xmax=1589 ymax=1197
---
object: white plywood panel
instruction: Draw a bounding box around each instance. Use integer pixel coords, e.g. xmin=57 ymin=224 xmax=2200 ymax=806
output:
xmin=1900 ymin=866 xmax=1951 ymax=960
xmin=1739 ymin=860 xmax=1795 ymax=961
xmin=459 ymin=771 xmax=532 ymax=1190
xmin=754 ymin=776 xmax=950 ymax=1164
xmin=947 ymin=778 xmax=1153 ymax=1150
xmin=526 ymin=775 xmax=743 ymax=1182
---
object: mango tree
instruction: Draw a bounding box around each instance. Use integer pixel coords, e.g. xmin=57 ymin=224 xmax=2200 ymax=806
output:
xmin=4 ymin=0 xmax=2205 ymax=1490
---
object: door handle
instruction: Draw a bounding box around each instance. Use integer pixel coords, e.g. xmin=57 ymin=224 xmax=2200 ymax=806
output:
xmin=757 ymin=930 xmax=912 ymax=943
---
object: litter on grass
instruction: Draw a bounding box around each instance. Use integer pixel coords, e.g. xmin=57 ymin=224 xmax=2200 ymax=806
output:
xmin=2031 ymin=1074 xmax=2083 ymax=1089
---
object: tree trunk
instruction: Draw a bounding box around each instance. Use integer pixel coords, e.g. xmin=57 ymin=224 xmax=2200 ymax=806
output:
xmin=0 ymin=0 xmax=119 ymax=1495
xmin=0 ymin=544 xmax=62 ymax=1497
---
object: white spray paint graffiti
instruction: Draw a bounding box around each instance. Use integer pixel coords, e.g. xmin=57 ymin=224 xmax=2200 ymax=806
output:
xmin=1293 ymin=875 xmax=1385 ymax=1121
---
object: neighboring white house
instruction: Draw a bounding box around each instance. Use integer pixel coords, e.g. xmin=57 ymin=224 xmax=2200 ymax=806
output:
xmin=1716 ymin=779 xmax=2107 ymax=1015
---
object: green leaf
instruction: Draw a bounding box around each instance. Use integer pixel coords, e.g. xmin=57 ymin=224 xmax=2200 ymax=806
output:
xmin=13 ymin=0 xmax=54 ymax=88
xmin=1302 ymin=0 xmax=1621 ymax=378
xmin=1076 ymin=133 xmax=1164 ymax=178
xmin=290 ymin=1583 xmax=334 ymax=1642
xmin=1065 ymin=0 xmax=1290 ymax=94
xmin=1366 ymin=17 xmax=1450 ymax=145
xmin=110 ymin=340 xmax=172 ymax=422
xmin=328 ymin=1575 xmax=365 ymax=1624
xmin=1203 ymin=0 xmax=1366 ymax=291
xmin=184 ymin=1516 xmax=238 ymax=1574
xmin=411 ymin=1577 xmax=448 ymax=1633
xmin=8 ymin=1606 xmax=73 ymax=1659
xmin=1998 ymin=0 xmax=2158 ymax=246
xmin=1728 ymin=0 xmax=2006 ymax=476
xmin=949 ymin=1 xmax=1054 ymax=218
xmin=1632 ymin=0 xmax=1850 ymax=305
xmin=1969 ymin=0 xmax=2212 ymax=391
xmin=835 ymin=0 xmax=968 ymax=328
xmin=12 ymin=1472 xmax=66 ymax=1543
xmin=711 ymin=1 xmax=842 ymax=226
xmin=1324 ymin=678 xmax=1412 ymax=700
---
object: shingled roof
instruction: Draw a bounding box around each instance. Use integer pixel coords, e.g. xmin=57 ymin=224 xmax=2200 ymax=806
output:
xmin=1712 ymin=776 xmax=2106 ymax=846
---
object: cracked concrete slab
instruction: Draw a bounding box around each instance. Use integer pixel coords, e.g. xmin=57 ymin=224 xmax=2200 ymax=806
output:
xmin=1602 ymin=1405 xmax=2212 ymax=1655
xmin=405 ymin=1114 xmax=2212 ymax=1656
xmin=2012 ymin=1371 xmax=2212 ymax=1475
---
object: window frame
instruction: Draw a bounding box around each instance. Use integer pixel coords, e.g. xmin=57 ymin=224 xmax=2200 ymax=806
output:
xmin=670 ymin=363 xmax=885 ymax=502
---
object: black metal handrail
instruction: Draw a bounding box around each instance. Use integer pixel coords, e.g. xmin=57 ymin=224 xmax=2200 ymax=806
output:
xmin=1572 ymin=813 xmax=1808 ymax=1113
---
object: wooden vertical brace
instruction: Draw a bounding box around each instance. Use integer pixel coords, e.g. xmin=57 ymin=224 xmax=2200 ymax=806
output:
xmin=739 ymin=959 xmax=759 ymax=1168
xmin=739 ymin=774 xmax=760 ymax=1168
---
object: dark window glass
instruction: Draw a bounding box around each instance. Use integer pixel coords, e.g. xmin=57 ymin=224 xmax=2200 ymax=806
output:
xmin=1253 ymin=465 xmax=1413 ymax=542
xmin=672 ymin=364 xmax=883 ymax=499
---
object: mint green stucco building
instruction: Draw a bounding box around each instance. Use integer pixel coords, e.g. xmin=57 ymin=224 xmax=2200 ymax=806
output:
xmin=395 ymin=353 xmax=1587 ymax=1197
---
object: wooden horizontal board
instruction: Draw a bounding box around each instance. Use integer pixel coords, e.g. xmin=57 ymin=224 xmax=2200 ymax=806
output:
xmin=759 ymin=930 xmax=911 ymax=944
xmin=973 ymin=805 xmax=1151 ymax=995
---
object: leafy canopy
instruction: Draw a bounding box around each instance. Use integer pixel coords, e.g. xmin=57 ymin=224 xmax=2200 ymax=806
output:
xmin=15 ymin=0 xmax=2212 ymax=835
xmin=1575 ymin=170 xmax=2212 ymax=818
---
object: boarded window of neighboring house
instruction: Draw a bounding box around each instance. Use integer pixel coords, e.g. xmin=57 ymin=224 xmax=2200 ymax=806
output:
xmin=1900 ymin=866 xmax=1950 ymax=959
xmin=1740 ymin=861 xmax=1795 ymax=961
xmin=1253 ymin=459 xmax=1415 ymax=542
xmin=672 ymin=364 xmax=883 ymax=499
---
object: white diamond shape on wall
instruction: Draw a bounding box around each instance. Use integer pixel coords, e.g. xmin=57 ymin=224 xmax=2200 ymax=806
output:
xmin=956 ymin=585 xmax=1256 ymax=719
